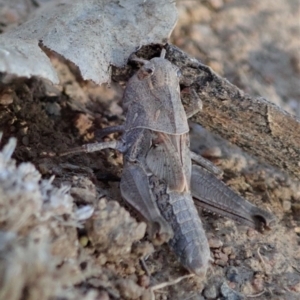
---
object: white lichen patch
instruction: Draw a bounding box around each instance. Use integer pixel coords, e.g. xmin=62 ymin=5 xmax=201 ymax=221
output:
xmin=0 ymin=233 xmax=70 ymax=300
xmin=86 ymin=198 xmax=146 ymax=261
xmin=0 ymin=137 xmax=74 ymax=232
xmin=0 ymin=136 xmax=148 ymax=299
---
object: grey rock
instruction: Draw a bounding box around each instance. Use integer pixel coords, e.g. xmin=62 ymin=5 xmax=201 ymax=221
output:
xmin=220 ymin=282 xmax=244 ymax=300
xmin=203 ymin=284 xmax=218 ymax=299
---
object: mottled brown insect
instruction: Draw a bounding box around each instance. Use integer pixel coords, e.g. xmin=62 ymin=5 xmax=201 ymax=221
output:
xmin=61 ymin=49 xmax=276 ymax=277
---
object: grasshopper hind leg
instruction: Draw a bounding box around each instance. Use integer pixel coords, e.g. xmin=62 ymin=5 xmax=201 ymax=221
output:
xmin=120 ymin=162 xmax=174 ymax=245
xmin=191 ymin=165 xmax=276 ymax=231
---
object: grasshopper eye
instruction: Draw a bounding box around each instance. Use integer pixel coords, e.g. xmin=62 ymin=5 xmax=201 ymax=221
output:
xmin=144 ymin=67 xmax=154 ymax=75
xmin=176 ymin=68 xmax=182 ymax=77
xmin=137 ymin=66 xmax=155 ymax=80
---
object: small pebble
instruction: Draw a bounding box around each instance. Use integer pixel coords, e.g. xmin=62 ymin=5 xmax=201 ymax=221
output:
xmin=252 ymin=272 xmax=264 ymax=292
xmin=241 ymin=282 xmax=254 ymax=295
xmin=220 ymin=282 xmax=244 ymax=300
xmin=289 ymin=281 xmax=300 ymax=293
xmin=96 ymin=253 xmax=107 ymax=265
xmin=88 ymin=278 xmax=103 ymax=288
xmin=138 ymin=275 xmax=150 ymax=288
xmin=208 ymin=236 xmax=223 ymax=248
xmin=98 ymin=291 xmax=110 ymax=300
xmin=117 ymin=278 xmax=144 ymax=299
xmin=282 ymin=200 xmax=291 ymax=212
xmin=19 ymin=126 xmax=28 ymax=136
xmin=226 ymin=267 xmax=241 ymax=284
xmin=42 ymin=79 xmax=62 ymax=97
xmin=247 ymin=228 xmax=256 ymax=238
xmin=208 ymin=0 xmax=224 ymax=10
xmin=203 ymin=284 xmax=218 ymax=299
xmin=124 ymin=264 xmax=136 ymax=275
xmin=228 ymin=282 xmax=236 ymax=289
xmin=292 ymin=203 xmax=300 ymax=214
xmin=0 ymin=91 xmax=14 ymax=105
xmin=132 ymin=241 xmax=154 ymax=257
xmin=79 ymin=236 xmax=89 ymax=247
xmin=215 ymin=251 xmax=229 ymax=263
xmin=243 ymin=249 xmax=252 ymax=259
xmin=215 ymin=259 xmax=227 ymax=267
xmin=294 ymin=227 xmax=300 ymax=233
xmin=229 ymin=253 xmax=236 ymax=260
xmin=22 ymin=135 xmax=29 ymax=146
xmin=38 ymin=163 xmax=50 ymax=175
xmin=222 ymin=246 xmax=233 ymax=255
xmin=235 ymin=260 xmax=241 ymax=266
xmin=45 ymin=102 xmax=61 ymax=116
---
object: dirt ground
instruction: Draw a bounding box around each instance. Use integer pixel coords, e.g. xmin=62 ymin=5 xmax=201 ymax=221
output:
xmin=0 ymin=1 xmax=300 ymax=300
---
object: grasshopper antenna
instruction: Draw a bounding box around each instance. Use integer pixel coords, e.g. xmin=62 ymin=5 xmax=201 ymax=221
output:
xmin=129 ymin=54 xmax=149 ymax=65
xmin=130 ymin=47 xmax=166 ymax=64
xmin=160 ymin=48 xmax=166 ymax=58
xmin=59 ymin=140 xmax=122 ymax=157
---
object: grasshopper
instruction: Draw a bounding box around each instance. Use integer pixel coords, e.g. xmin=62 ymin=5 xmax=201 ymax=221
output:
xmin=60 ymin=49 xmax=276 ymax=277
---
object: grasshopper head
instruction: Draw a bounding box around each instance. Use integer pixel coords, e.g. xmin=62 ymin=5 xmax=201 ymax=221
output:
xmin=131 ymin=49 xmax=181 ymax=86
xmin=136 ymin=57 xmax=180 ymax=90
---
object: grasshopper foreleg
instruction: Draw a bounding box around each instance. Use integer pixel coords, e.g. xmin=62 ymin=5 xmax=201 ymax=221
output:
xmin=190 ymin=151 xmax=223 ymax=178
xmin=181 ymin=87 xmax=203 ymax=119
xmin=95 ymin=125 xmax=125 ymax=139
xmin=59 ymin=140 xmax=125 ymax=156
